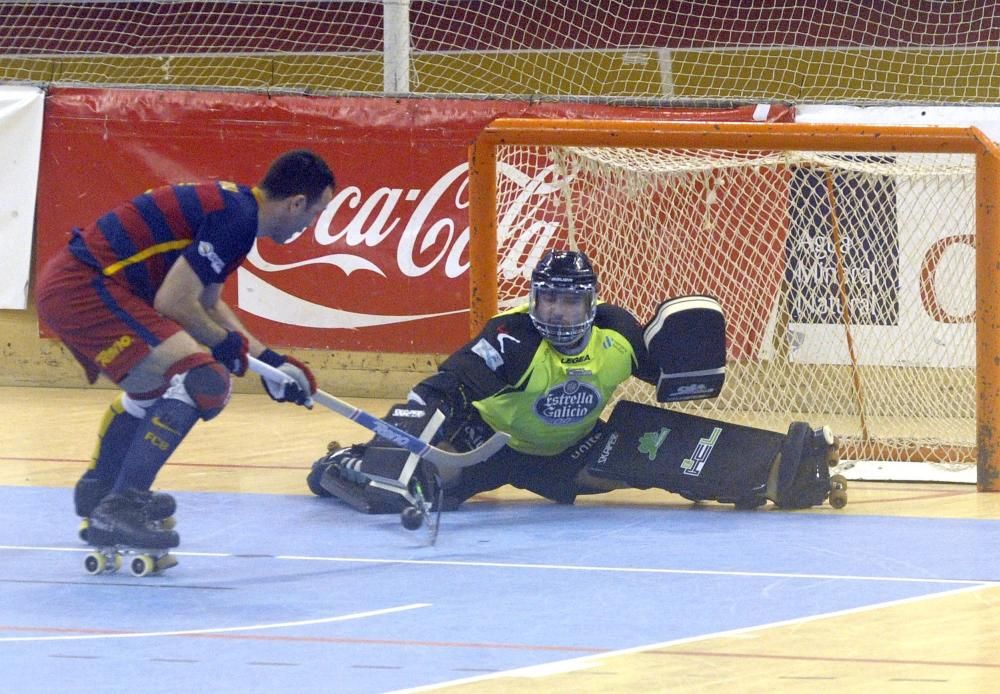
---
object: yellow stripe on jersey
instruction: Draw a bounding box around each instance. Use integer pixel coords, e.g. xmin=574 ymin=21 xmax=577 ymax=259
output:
xmin=102 ymin=239 xmax=192 ymax=276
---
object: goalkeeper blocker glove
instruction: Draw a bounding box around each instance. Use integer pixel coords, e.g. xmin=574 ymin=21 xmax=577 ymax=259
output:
xmin=257 ymin=349 xmax=317 ymax=407
xmin=211 ymin=331 xmax=249 ymax=376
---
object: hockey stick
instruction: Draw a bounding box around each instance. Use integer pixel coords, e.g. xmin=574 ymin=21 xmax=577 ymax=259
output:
xmin=249 ymin=356 xmax=509 ymax=469
xmin=366 ymin=473 xmax=443 ymax=546
xmin=369 ymin=410 xmax=444 ymax=545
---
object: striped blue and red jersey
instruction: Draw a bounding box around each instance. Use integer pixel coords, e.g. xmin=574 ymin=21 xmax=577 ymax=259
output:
xmin=68 ymin=181 xmax=260 ymax=303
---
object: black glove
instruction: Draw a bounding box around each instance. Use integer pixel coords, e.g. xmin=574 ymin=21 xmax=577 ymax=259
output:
xmin=211 ymin=331 xmax=249 ymax=376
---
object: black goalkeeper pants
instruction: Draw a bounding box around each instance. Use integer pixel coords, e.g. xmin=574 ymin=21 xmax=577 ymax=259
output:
xmin=445 ymin=423 xmax=609 ymax=506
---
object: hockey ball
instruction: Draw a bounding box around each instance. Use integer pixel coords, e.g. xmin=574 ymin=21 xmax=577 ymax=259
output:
xmin=400 ymin=506 xmax=423 ymax=531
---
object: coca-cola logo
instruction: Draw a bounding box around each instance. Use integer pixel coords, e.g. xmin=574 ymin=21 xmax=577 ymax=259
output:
xmin=248 ymin=162 xmax=471 ymax=280
xmin=496 ymin=161 xmax=565 ymax=283
xmin=239 ymin=160 xmax=569 ymax=329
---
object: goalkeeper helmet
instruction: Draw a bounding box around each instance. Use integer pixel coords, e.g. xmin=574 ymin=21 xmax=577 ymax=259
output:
xmin=529 ymin=250 xmax=598 ymax=349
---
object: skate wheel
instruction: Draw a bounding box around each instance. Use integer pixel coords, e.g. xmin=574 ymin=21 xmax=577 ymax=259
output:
xmin=817 ymin=425 xmax=834 ymax=447
xmin=400 ymin=506 xmax=423 ymax=531
xmin=78 ymin=519 xmax=90 ymax=543
xmin=130 ymin=554 xmax=155 ymax=577
xmin=160 ymin=516 xmax=177 ymax=531
xmin=829 ymin=489 xmax=848 ymax=509
xmin=155 ymin=554 xmax=178 ymax=573
xmin=831 ymin=474 xmax=848 ymax=491
xmin=84 ymin=551 xmax=106 ymax=575
xmin=826 ymin=436 xmax=841 ymax=467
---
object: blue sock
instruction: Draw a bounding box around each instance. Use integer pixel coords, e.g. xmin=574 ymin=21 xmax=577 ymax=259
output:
xmin=86 ymin=394 xmax=144 ymax=483
xmin=112 ymin=397 xmax=200 ymax=494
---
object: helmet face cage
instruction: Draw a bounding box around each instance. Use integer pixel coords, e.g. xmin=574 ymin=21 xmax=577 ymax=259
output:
xmin=528 ymin=250 xmax=598 ymax=348
xmin=529 ymin=282 xmax=596 ymax=347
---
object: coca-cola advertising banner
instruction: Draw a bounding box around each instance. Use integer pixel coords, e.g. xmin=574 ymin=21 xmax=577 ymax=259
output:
xmin=36 ymin=88 xmax=785 ymax=352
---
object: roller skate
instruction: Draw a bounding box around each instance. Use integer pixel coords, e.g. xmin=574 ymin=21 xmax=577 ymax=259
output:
xmin=772 ymin=423 xmax=848 ymax=510
xmin=83 ymin=488 xmax=180 ymax=577
xmin=311 ymin=444 xmax=402 ymax=513
xmin=306 ymin=440 xmax=346 ymax=498
xmin=75 ymin=476 xmax=177 ymax=542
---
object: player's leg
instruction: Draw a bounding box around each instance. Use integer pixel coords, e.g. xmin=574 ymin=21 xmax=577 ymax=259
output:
xmin=74 ymin=388 xmax=183 ymax=520
xmin=585 ymin=401 xmax=839 ymax=509
xmin=311 ymin=402 xmax=455 ymax=512
xmin=501 ymin=424 xmax=624 ymax=504
xmin=310 ymin=402 xmax=507 ymax=512
xmin=37 ymin=262 xmax=192 ymax=543
xmin=88 ymin=351 xmax=231 ymax=547
xmin=74 ymin=391 xmax=158 ymax=518
xmin=73 ymin=389 xmax=185 ymax=541
xmin=114 ymin=354 xmax=228 ymax=491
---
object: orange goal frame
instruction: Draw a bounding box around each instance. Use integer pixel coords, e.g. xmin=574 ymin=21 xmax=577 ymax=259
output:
xmin=467 ymin=118 xmax=1000 ymax=491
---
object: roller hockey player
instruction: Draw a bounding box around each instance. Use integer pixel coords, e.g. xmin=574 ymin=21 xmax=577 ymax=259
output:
xmin=307 ymin=249 xmax=845 ymax=518
xmin=37 ymin=150 xmax=334 ymax=573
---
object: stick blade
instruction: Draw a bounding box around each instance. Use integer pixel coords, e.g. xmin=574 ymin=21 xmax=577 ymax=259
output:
xmin=421 ymin=431 xmax=510 ymax=469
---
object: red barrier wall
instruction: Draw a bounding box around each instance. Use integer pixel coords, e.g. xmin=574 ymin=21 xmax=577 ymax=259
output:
xmin=36 ymin=88 xmax=790 ymax=352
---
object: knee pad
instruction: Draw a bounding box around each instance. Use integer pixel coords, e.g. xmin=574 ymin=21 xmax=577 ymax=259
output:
xmin=377 ymin=402 xmax=442 ymax=441
xmin=164 ymin=362 xmax=232 ymax=421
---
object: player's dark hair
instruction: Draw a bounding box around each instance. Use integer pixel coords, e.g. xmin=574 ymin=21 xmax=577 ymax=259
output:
xmin=259 ymin=150 xmax=335 ymax=205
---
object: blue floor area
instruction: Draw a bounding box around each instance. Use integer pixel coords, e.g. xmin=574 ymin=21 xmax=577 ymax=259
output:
xmin=0 ymin=486 xmax=997 ymax=693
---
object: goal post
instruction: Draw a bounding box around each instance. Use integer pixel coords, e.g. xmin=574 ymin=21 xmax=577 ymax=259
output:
xmin=467 ymin=119 xmax=1000 ymax=490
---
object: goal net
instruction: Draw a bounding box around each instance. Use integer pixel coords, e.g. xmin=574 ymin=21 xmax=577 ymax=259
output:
xmin=1 ymin=1 xmax=998 ymax=103
xmin=468 ymin=119 xmax=1000 ymax=487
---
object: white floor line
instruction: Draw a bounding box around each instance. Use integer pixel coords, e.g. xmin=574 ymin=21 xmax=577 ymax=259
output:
xmin=0 ymin=544 xmax=994 ymax=586
xmin=0 ymin=603 xmax=431 ymax=642
xmin=0 ymin=545 xmax=230 ymax=557
xmin=383 ymin=583 xmax=996 ymax=693
xmin=276 ymin=554 xmax=994 ymax=586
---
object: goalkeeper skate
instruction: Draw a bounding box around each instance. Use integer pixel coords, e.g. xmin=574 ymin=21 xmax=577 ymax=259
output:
xmin=74 ymin=474 xmax=177 ymax=543
xmin=82 ymin=488 xmax=180 ymax=577
xmin=312 ymin=441 xmax=445 ymax=546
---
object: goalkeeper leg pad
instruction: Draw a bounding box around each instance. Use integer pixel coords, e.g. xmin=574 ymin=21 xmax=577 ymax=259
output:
xmin=316 ymin=445 xmax=440 ymax=514
xmin=586 ymin=401 xmax=781 ymax=508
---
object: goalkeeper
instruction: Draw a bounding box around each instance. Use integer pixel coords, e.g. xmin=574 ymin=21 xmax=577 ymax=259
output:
xmin=307 ymin=249 xmax=841 ymax=513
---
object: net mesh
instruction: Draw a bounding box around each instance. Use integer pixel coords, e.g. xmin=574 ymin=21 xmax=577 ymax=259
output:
xmin=493 ymin=144 xmax=976 ymax=467
xmin=1 ymin=1 xmax=999 ymax=103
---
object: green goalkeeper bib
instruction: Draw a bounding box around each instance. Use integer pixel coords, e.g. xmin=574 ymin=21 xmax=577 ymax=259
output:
xmin=472 ymin=305 xmax=639 ymax=456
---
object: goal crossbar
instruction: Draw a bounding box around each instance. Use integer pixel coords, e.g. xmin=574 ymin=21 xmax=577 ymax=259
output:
xmin=467 ymin=119 xmax=1000 ymax=490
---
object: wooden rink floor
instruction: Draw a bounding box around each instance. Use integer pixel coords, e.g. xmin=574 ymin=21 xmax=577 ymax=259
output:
xmin=2 ymin=385 xmax=1000 ymax=693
